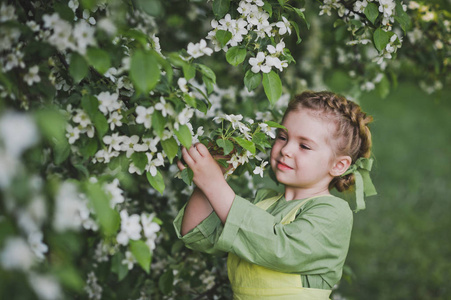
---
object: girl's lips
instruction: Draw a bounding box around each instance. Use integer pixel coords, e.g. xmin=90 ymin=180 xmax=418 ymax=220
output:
xmin=277 ymin=161 xmax=293 ymax=171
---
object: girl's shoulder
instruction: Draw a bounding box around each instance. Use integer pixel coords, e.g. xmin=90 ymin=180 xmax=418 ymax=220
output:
xmin=301 ymin=195 xmax=353 ymax=220
xmin=253 ymin=188 xmax=280 ymax=204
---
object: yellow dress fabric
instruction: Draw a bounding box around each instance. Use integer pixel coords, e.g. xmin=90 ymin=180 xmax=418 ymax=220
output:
xmin=227 ymin=195 xmax=332 ymax=300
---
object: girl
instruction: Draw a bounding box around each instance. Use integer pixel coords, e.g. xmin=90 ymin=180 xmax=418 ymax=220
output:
xmin=173 ymin=91 xmax=376 ymax=299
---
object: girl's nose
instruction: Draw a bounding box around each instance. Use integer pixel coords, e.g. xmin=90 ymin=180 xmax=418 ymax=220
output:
xmin=280 ymin=143 xmax=293 ymax=157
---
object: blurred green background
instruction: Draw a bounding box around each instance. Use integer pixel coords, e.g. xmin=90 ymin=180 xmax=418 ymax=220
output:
xmin=338 ymin=82 xmax=451 ymax=300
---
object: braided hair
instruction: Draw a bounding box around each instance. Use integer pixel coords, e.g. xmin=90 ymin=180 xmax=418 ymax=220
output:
xmin=283 ymin=91 xmax=373 ymax=192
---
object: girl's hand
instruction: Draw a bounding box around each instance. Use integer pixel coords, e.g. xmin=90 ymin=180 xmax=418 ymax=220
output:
xmin=177 ymin=143 xmax=226 ymax=190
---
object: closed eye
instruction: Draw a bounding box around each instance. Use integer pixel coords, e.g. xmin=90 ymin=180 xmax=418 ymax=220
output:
xmin=300 ymin=144 xmax=311 ymax=150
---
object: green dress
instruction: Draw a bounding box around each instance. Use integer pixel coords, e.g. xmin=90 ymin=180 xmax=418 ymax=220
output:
xmin=173 ymin=189 xmax=353 ymax=290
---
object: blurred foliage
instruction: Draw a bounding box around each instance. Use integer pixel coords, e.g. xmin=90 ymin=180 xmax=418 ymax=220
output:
xmin=0 ymin=0 xmax=450 ymax=299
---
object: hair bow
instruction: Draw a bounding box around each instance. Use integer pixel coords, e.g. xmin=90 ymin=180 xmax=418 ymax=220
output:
xmin=341 ymin=157 xmax=377 ymax=212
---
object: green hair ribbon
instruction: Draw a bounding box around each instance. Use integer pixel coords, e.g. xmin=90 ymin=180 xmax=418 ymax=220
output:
xmin=341 ymin=157 xmax=377 ymax=212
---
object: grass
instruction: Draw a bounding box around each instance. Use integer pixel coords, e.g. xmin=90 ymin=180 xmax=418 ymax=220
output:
xmin=339 ymin=82 xmax=451 ymax=300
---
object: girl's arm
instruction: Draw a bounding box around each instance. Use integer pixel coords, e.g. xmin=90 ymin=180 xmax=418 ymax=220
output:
xmin=179 ymin=144 xmax=235 ymax=224
xmin=179 ymin=187 xmax=213 ymax=236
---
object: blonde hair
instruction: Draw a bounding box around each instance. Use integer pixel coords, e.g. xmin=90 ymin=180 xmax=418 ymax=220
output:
xmin=283 ymin=91 xmax=373 ymax=192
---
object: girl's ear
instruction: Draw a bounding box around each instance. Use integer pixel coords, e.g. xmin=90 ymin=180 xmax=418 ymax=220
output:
xmin=330 ymin=156 xmax=352 ymax=177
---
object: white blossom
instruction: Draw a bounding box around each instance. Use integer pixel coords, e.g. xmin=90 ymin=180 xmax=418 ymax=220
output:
xmin=73 ymin=109 xmax=92 ymax=128
xmin=175 ymin=107 xmax=194 ymax=129
xmin=24 ymin=65 xmax=41 ymax=86
xmin=259 ymin=123 xmax=276 ymax=139
xmin=107 ymin=111 xmax=123 ymax=130
xmin=121 ymin=135 xmax=146 ymax=158
xmin=142 ymin=136 xmax=160 ymax=153
xmin=103 ymin=133 xmax=123 ymax=152
xmin=116 ymin=210 xmax=142 ymax=246
xmin=28 ymin=231 xmax=48 ymax=260
xmin=128 ymin=162 xmax=143 ymax=175
xmin=155 ymin=96 xmax=175 ymax=117
xmin=96 ymin=91 xmax=120 ymax=115
xmin=135 ymin=106 xmax=154 ymax=129
xmin=249 ymin=52 xmax=271 ymax=73
xmin=85 ymin=272 xmax=102 ymax=300
xmin=141 ymin=213 xmax=161 ymax=241
xmin=53 ymin=181 xmax=86 ymax=232
xmin=275 ymin=16 xmax=291 ymax=35
xmin=0 ymin=3 xmax=16 ymax=22
xmin=73 ymin=20 xmax=96 ymax=54
xmin=122 ymin=251 xmax=136 ymax=270
xmin=178 ymin=77 xmax=189 ymax=93
xmin=103 ymin=178 xmax=125 ymax=207
xmin=0 ymin=237 xmax=35 ymax=270
xmin=187 ymin=39 xmax=213 ymax=59
xmin=0 ymin=111 xmax=39 ymax=158
xmin=28 ymin=273 xmax=63 ymax=300
xmin=66 ymin=124 xmax=81 ymax=144
xmin=146 ymin=152 xmax=165 ymax=176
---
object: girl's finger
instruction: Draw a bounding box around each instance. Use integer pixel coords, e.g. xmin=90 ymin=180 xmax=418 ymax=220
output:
xmin=187 ymin=144 xmax=202 ymax=160
xmin=195 ymin=143 xmax=210 ymax=157
xmin=182 ymin=146 xmax=196 ymax=167
xmin=177 ymin=159 xmax=186 ymax=171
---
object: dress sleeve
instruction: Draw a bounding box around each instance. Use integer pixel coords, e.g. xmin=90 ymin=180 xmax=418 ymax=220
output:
xmin=172 ymin=203 xmax=226 ymax=255
xmin=215 ymin=195 xmax=353 ymax=282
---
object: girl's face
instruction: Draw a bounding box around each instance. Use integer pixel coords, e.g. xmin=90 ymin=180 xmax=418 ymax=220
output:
xmin=270 ymin=109 xmax=339 ymax=197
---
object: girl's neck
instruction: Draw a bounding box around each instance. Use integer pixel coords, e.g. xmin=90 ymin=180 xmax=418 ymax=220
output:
xmin=284 ymin=186 xmax=331 ymax=201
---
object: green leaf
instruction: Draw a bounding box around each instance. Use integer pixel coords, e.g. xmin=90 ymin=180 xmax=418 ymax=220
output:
xmin=135 ymin=0 xmax=163 ymax=16
xmin=265 ymin=120 xmax=286 ymax=130
xmin=130 ymin=50 xmax=160 ymax=94
xmin=394 ymin=0 xmax=412 ymax=33
xmin=377 ymin=74 xmax=390 ymax=98
xmin=86 ymin=47 xmax=111 ymax=74
xmin=183 ymin=93 xmax=197 ymax=108
xmin=80 ymin=138 xmax=98 ymax=158
xmin=152 ymin=110 xmax=165 ymax=138
xmin=233 ymin=136 xmax=256 ymax=155
xmin=252 ymin=132 xmax=271 ymax=148
xmin=155 ymin=52 xmax=173 ymax=85
xmin=196 ymin=99 xmax=208 ymax=114
xmin=198 ymin=64 xmax=216 ymax=83
xmin=35 ymin=109 xmax=70 ymax=164
xmin=262 ymin=71 xmax=282 ymax=105
xmin=69 ymin=53 xmax=88 ymax=83
xmin=289 ymin=20 xmax=302 ymax=44
xmin=216 ymin=30 xmax=232 ymax=48
xmin=161 ymin=137 xmax=178 ymax=163
xmin=81 ymin=95 xmax=99 ymax=120
xmin=93 ymin=112 xmax=108 ymax=139
xmin=373 ymin=27 xmax=390 ymax=52
xmin=81 ymin=0 xmax=99 ymax=10
xmin=212 ymin=0 xmax=230 ymax=19
xmin=85 ymin=182 xmax=120 ymax=237
xmin=174 ymin=124 xmax=192 ymax=149
xmin=244 ymin=70 xmax=261 ymax=92
xmin=111 ymin=252 xmax=129 ymax=281
xmin=262 ymin=2 xmax=272 ymax=16
xmin=203 ymin=76 xmax=214 ymax=95
xmin=183 ymin=63 xmax=196 ymax=80
xmin=159 ymin=269 xmax=174 ymax=295
xmin=130 ymin=240 xmax=152 ymax=274
xmin=364 ymin=3 xmax=379 ymax=24
xmin=216 ymin=138 xmax=234 ymax=155
xmin=54 ymin=143 xmax=71 ymax=165
xmin=181 ymin=168 xmax=194 ymax=186
xmin=226 ymin=46 xmax=247 ymax=66
xmin=131 ymin=152 xmax=148 ymax=173
xmin=146 ymin=169 xmax=165 ymax=195
xmin=293 ymin=8 xmax=310 ymax=29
